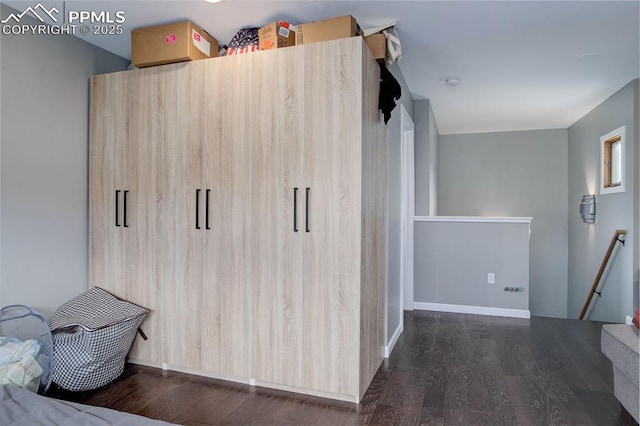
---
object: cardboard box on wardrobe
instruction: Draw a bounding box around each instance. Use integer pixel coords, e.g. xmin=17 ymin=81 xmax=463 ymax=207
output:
xmin=132 ymin=21 xmax=218 ymax=68
xmin=295 ymin=15 xmax=361 ymax=45
xmin=365 ymin=34 xmax=386 ymax=61
xmin=259 ymin=21 xmax=296 ymax=50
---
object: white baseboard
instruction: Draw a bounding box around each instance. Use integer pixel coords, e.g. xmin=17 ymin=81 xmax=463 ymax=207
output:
xmin=384 ymin=322 xmax=403 ymax=358
xmin=414 ymin=302 xmax=531 ymax=319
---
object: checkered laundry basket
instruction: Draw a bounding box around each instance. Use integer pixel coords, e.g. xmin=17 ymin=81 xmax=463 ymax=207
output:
xmin=48 ymin=287 xmax=149 ymax=391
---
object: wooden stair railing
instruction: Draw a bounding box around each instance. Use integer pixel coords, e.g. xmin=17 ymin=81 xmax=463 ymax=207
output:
xmin=579 ymin=230 xmax=627 ymax=320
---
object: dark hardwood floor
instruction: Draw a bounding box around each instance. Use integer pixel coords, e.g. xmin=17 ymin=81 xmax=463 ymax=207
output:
xmin=47 ymin=311 xmax=638 ymax=425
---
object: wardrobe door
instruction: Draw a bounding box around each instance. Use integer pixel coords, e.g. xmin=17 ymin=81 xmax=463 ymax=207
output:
xmin=121 ymin=68 xmax=164 ymax=364
xmin=201 ymin=55 xmax=252 ymax=378
xmin=89 ymin=69 xmax=164 ymax=365
xmin=300 ymin=39 xmax=362 ymax=396
xmin=89 ymin=72 xmax=126 ymax=303
xmin=162 ymin=61 xmax=207 ymax=370
xmin=252 ymin=47 xmax=305 ymax=387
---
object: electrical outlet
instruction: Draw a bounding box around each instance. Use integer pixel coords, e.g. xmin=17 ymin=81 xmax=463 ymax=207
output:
xmin=504 ymin=286 xmax=526 ymax=293
xmin=488 ymin=273 xmax=495 ymax=284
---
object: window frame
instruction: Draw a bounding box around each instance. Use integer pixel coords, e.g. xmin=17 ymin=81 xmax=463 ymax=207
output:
xmin=600 ymin=125 xmax=626 ymax=195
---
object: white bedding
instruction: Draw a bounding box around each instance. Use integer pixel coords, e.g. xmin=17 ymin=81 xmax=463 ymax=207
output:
xmin=0 ymin=385 xmax=176 ymax=426
xmin=0 ymin=338 xmax=44 ymax=392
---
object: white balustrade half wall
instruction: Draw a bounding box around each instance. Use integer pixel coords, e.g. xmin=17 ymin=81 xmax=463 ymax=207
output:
xmin=413 ymin=217 xmax=532 ymax=319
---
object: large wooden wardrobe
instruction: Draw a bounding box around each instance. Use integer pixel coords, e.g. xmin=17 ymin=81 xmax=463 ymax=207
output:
xmin=89 ymin=37 xmax=386 ymax=403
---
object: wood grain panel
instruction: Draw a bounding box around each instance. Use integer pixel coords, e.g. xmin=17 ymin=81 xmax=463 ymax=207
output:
xmin=358 ymin=41 xmax=386 ymax=401
xmin=201 ymin=55 xmax=252 ymax=378
xmin=162 ymin=61 xmax=207 ymax=370
xmin=251 ymin=47 xmax=305 ymax=387
xmin=122 ymin=67 xmax=164 ymax=364
xmin=89 ymin=72 xmax=126 ymax=293
xmin=89 ymin=69 xmax=163 ymax=365
xmin=302 ymin=38 xmax=361 ymax=396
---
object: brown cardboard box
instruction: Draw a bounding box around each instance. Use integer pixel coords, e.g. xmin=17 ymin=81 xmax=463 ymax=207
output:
xmin=259 ymin=21 xmax=296 ymax=50
xmin=365 ymin=34 xmax=386 ymax=61
xmin=296 ymin=15 xmax=361 ymax=45
xmin=132 ymin=21 xmax=218 ymax=68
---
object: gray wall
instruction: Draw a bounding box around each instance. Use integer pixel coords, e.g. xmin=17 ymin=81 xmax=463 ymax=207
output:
xmin=567 ymin=79 xmax=638 ymax=323
xmin=414 ymin=221 xmax=530 ymax=311
xmin=414 ymin=99 xmax=439 ymax=216
xmin=428 ymin=105 xmax=439 ymax=216
xmin=0 ymin=4 xmax=129 ymax=317
xmin=636 ymin=81 xmax=640 ymax=315
xmin=438 ymin=129 xmax=569 ymax=318
xmin=385 ymin=62 xmax=413 ymax=346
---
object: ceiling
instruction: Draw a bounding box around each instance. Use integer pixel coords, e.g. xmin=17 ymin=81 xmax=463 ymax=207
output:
xmin=3 ymin=0 xmax=639 ymax=134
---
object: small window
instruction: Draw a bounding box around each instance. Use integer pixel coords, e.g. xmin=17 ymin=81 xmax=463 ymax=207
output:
xmin=600 ymin=125 xmax=626 ymax=194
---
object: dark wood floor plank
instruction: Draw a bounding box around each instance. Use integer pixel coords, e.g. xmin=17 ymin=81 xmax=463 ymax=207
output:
xmin=489 ymin=316 xmax=537 ymax=377
xmin=178 ymin=388 xmax=250 ymax=425
xmin=463 ymin=313 xmax=494 ymax=340
xmin=527 ymin=316 xmax=569 ymax=372
xmin=541 ymin=315 xmax=612 ymax=392
xmin=465 ymin=345 xmax=517 ymax=425
xmin=369 ymin=403 xmax=397 ymax=426
xmin=418 ymin=416 xmax=444 ymax=426
xmin=564 ymin=389 xmax=606 ymax=425
xmin=357 ymin=359 xmax=392 ymax=425
xmin=442 ymin=364 xmax=468 ymax=426
xmin=218 ymin=392 xmax=289 ymax=425
xmin=392 ymin=312 xmax=439 ymax=369
xmin=44 ymin=313 xmax=634 ymax=426
xmin=504 ymin=375 xmax=545 ymax=426
xmin=419 ymin=363 xmax=446 ymax=426
xmin=518 ymin=371 xmax=586 ymax=425
xmin=135 ymin=393 xmax=197 ymax=423
xmin=272 ymin=397 xmax=358 ymax=426
xmin=557 ymin=319 xmax=615 ymax=387
xmin=107 ymin=380 xmax=180 ymax=418
xmin=569 ymin=316 xmax=611 ymax=353
xmin=432 ymin=323 xmax=467 ymax=365
xmin=467 ymin=410 xmax=494 ymax=426
xmin=377 ymin=369 xmax=409 ymax=407
xmin=572 ymin=388 xmax=637 ymax=426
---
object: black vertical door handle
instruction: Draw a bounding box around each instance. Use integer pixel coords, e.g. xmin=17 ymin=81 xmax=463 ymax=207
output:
xmin=205 ymin=189 xmax=211 ymax=230
xmin=305 ymin=187 xmax=310 ymax=233
xmin=293 ymin=188 xmax=299 ymax=232
xmin=195 ymin=189 xmax=201 ymax=230
xmin=115 ymin=190 xmax=121 ymax=227
xmin=123 ymin=191 xmax=129 ymax=228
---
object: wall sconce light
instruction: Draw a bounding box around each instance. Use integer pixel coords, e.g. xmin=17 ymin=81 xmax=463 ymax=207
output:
xmin=580 ymin=195 xmax=596 ymax=223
